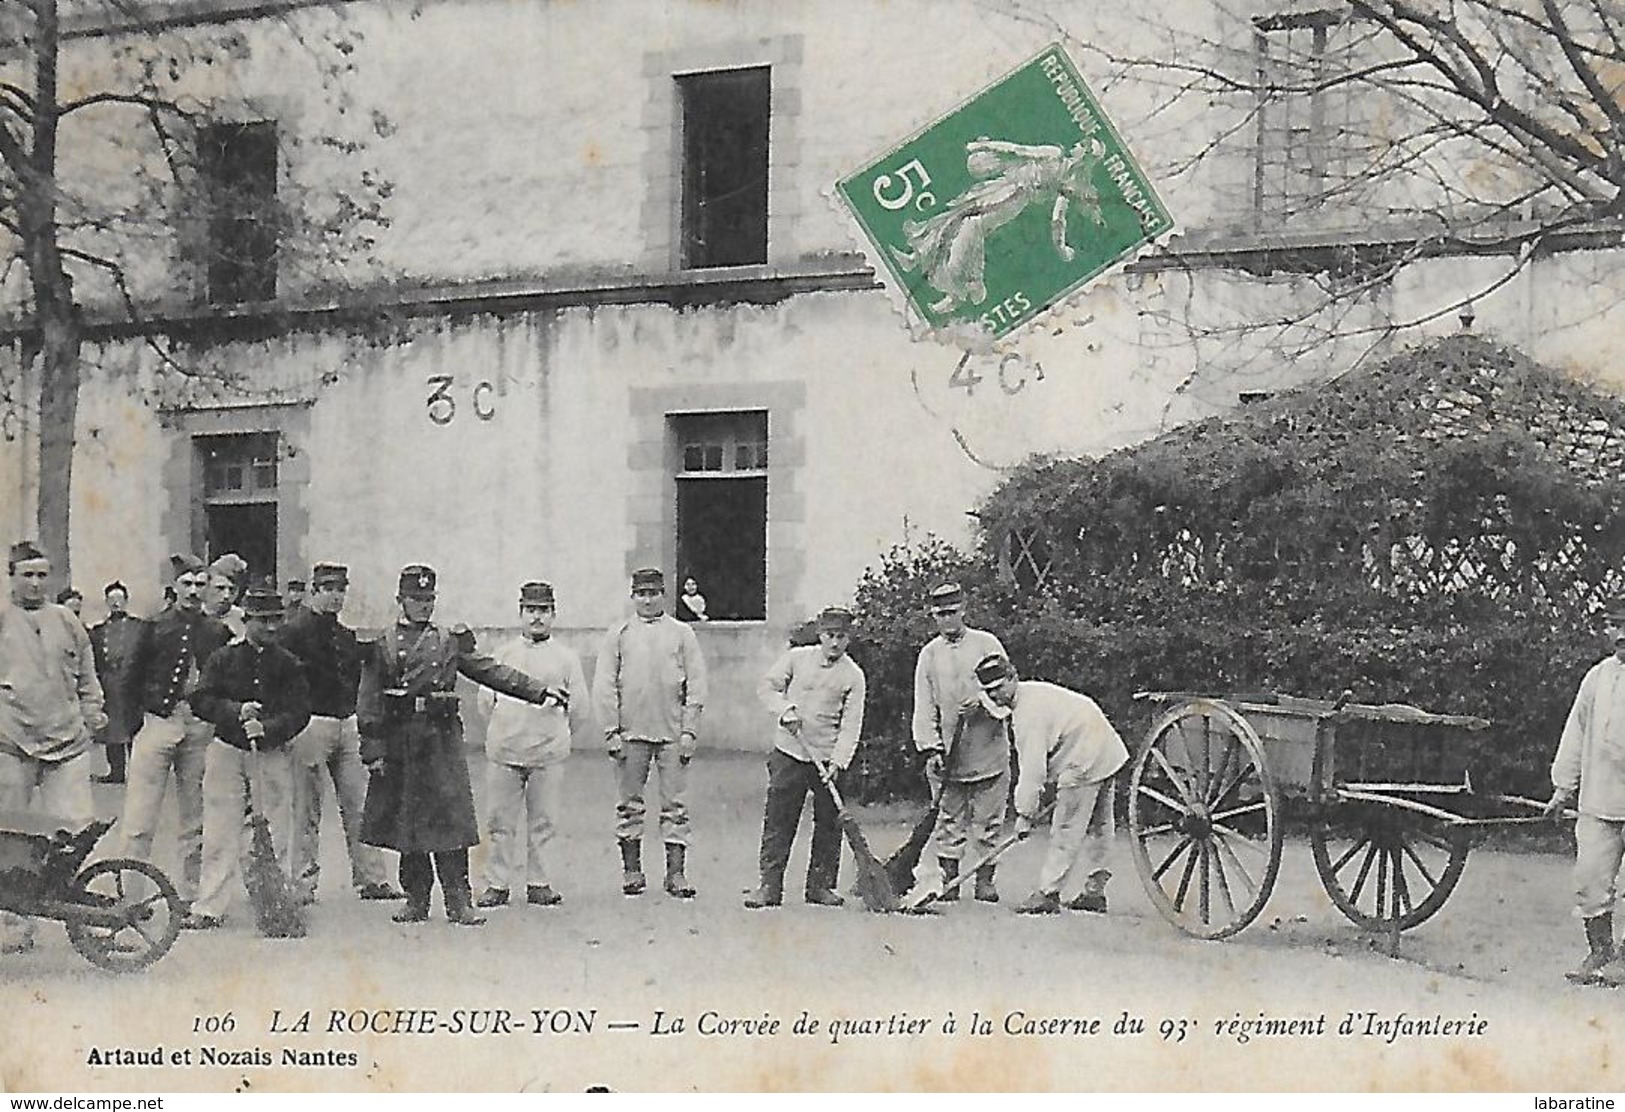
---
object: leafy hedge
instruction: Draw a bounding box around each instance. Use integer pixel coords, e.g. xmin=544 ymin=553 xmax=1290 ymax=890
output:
xmin=842 ymin=337 xmax=1625 ymax=805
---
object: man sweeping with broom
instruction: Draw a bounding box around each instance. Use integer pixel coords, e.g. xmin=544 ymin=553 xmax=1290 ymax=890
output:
xmin=744 ymin=607 xmax=867 ymax=909
xmin=186 ymin=587 xmax=311 ymax=933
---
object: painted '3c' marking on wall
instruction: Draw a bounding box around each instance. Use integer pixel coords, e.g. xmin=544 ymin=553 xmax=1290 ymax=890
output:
xmin=425 ymin=375 xmax=497 ymax=425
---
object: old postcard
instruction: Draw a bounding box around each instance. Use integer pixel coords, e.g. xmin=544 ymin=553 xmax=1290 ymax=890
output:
xmin=1 ymin=0 xmax=1623 ymax=1095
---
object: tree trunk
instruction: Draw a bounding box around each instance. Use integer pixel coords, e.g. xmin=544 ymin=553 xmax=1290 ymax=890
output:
xmin=33 ymin=302 xmax=81 ymax=584
xmin=23 ymin=0 xmax=78 ymax=586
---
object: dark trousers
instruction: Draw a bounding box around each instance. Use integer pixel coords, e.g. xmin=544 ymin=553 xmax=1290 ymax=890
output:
xmin=757 ymin=749 xmax=841 ymax=896
xmin=399 ymin=849 xmax=472 ymax=907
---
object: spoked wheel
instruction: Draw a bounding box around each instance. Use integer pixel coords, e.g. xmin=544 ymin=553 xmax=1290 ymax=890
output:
xmin=64 ymin=858 xmax=183 ymax=973
xmin=1128 ymin=700 xmax=1283 ymax=940
xmin=1310 ymin=804 xmax=1470 ymax=932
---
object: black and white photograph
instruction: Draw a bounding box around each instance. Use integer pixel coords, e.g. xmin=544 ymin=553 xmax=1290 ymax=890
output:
xmin=1 ymin=0 xmax=1624 ymax=1096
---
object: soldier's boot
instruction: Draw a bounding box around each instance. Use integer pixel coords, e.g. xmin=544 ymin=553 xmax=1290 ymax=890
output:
xmin=744 ymin=875 xmax=784 ymax=909
xmin=391 ymin=895 xmax=430 ymax=924
xmin=937 ymin=857 xmax=961 ymax=903
xmin=1570 ymin=913 xmax=1616 ymax=985
xmin=664 ymin=843 xmax=696 ymax=899
xmin=1067 ymin=869 xmax=1112 ymax=914
xmin=620 ymin=839 xmax=646 ymax=897
xmin=973 ymin=865 xmax=999 ymax=904
xmin=444 ymin=886 xmax=487 ymax=927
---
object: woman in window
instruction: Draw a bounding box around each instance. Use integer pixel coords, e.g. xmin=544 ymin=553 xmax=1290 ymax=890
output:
xmin=677 ymin=577 xmax=709 ymax=623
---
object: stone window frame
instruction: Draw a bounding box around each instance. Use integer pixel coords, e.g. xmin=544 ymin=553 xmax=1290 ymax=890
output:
xmin=626 ymin=382 xmax=806 ymax=623
xmin=159 ymin=401 xmax=311 ymax=590
xmin=639 ymin=35 xmax=805 ymax=274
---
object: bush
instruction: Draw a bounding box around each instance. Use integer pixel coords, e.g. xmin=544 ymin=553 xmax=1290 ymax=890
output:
xmin=843 ymin=338 xmax=1625 ymax=804
xmin=847 ymin=540 xmax=1599 ymax=803
xmin=843 ymin=535 xmax=990 ymax=803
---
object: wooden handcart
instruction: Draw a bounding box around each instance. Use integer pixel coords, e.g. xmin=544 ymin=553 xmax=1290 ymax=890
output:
xmin=1127 ymin=692 xmax=1545 ymax=941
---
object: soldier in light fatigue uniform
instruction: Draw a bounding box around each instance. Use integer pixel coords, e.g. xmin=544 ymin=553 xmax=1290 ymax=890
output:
xmin=476 ymin=581 xmax=591 ymax=909
xmin=593 ymin=568 xmax=708 ymax=899
xmin=745 ymin=606 xmax=867 ymax=909
xmin=0 ymin=541 xmax=106 ymax=951
xmin=1547 ymin=601 xmax=1625 ymax=985
xmin=973 ymin=655 xmax=1128 ymax=916
xmin=911 ymin=582 xmax=1009 ymax=903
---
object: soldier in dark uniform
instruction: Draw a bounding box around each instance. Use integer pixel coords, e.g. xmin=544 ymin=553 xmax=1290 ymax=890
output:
xmin=89 ymin=580 xmax=141 ymax=784
xmin=357 ymin=564 xmax=558 ymax=927
xmin=119 ymin=554 xmax=234 ymax=909
xmin=281 ymin=562 xmax=402 ymax=904
xmin=186 ymin=587 xmax=312 ymax=930
xmin=284 ymin=579 xmax=309 ymax=624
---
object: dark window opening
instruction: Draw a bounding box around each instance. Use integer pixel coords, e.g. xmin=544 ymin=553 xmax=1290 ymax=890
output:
xmin=205 ymin=503 xmax=278 ymax=589
xmin=200 ymin=120 xmax=279 ymax=305
xmin=678 ymin=66 xmax=770 ymax=269
xmin=676 ymin=479 xmax=767 ymax=621
xmin=672 ymin=411 xmax=768 ymax=620
xmin=195 ymin=433 xmax=279 ymax=588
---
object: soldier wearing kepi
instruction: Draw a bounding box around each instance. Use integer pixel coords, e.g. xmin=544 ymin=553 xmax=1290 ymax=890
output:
xmin=911 ymin=581 xmax=1009 ymax=903
xmin=185 ymin=587 xmax=311 ymax=930
xmin=593 ymin=568 xmax=708 ymax=899
xmin=358 ymin=564 xmax=559 ymax=926
xmin=475 ymin=581 xmax=591 ymax=909
xmin=973 ymin=655 xmax=1129 ymax=915
xmin=120 ymin=553 xmax=234 ymax=910
xmin=0 ymin=541 xmax=106 ymax=951
xmin=745 ymin=606 xmax=866 ymax=909
xmin=281 ymin=563 xmax=402 ymax=904
xmin=89 ymin=580 xmax=141 ymax=785
xmin=1545 ymin=600 xmax=1625 ymax=985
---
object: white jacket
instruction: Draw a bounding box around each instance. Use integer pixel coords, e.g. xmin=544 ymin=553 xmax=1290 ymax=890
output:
xmin=479 ymin=635 xmax=591 ymax=767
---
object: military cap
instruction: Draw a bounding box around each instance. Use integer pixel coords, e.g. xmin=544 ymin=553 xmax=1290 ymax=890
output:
xmin=310 ymin=562 xmax=348 ymax=588
xmin=8 ymin=540 xmax=46 ymax=567
xmin=169 ymin=553 xmax=206 ymax=578
xmin=103 ymin=580 xmax=128 ymax=597
xmin=241 ymin=586 xmax=284 ymax=618
xmin=928 ymin=581 xmax=965 ymax=610
xmin=520 ymin=581 xmax=556 ymax=606
xmin=817 ymin=606 xmax=855 ymax=632
xmin=286 ymin=578 xmax=307 ymax=591
xmin=399 ymin=564 xmax=437 ymax=596
xmin=974 ymin=654 xmax=1015 ymax=689
xmin=55 ymin=587 xmax=82 ymax=604
xmin=631 ymin=568 xmax=665 ymax=592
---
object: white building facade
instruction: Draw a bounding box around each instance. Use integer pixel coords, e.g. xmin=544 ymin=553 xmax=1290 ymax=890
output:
xmin=2 ymin=0 xmax=1621 ymax=746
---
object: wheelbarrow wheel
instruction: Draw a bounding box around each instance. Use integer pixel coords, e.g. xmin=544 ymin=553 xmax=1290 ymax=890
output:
xmin=1310 ymin=804 xmax=1470 ymax=932
xmin=1128 ymin=699 xmax=1282 ymax=940
xmin=64 ymin=858 xmax=183 ymax=973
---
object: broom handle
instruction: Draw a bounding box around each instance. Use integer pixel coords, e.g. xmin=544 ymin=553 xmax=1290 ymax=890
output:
xmin=939 ymin=799 xmax=1057 ymax=895
xmin=243 ymin=725 xmax=266 ymax=816
xmin=782 ymin=711 xmax=848 ymax=812
xmin=809 ymin=754 xmax=848 ymax=813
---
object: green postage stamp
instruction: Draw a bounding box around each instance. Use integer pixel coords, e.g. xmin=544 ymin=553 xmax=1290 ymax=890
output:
xmin=838 ymin=44 xmax=1175 ymax=341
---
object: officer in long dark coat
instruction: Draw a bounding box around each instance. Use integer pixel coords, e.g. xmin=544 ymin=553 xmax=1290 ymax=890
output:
xmin=88 ymin=580 xmax=142 ymax=784
xmin=357 ymin=564 xmax=556 ymax=926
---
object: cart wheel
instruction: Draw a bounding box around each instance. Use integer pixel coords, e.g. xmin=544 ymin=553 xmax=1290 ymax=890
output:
xmin=1310 ymin=804 xmax=1470 ymax=932
xmin=1128 ymin=699 xmax=1282 ymax=940
xmin=64 ymin=858 xmax=182 ymax=973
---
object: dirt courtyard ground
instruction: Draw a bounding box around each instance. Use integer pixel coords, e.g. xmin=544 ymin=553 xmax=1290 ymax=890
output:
xmin=3 ymin=749 xmax=1621 ymax=1092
